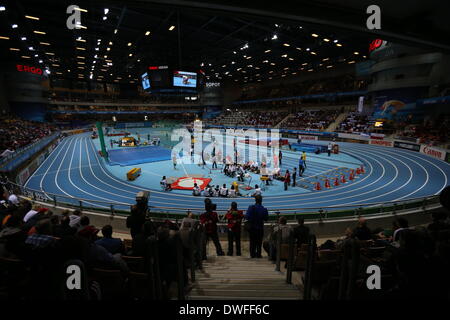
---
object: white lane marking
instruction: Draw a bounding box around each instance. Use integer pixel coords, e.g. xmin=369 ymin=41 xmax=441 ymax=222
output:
xmin=84 ymin=136 xmax=380 ymax=205
xmin=65 ymin=137 xmax=124 ymax=205
xmin=86 ymin=135 xmax=375 ymax=202
xmin=44 ymin=134 xmax=447 ymax=210
xmin=37 ymin=138 xmax=71 ymax=200
xmin=25 ymin=136 xmax=64 ymax=188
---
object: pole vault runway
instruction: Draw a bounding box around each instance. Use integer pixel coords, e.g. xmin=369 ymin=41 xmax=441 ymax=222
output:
xmin=24 ymin=133 xmax=450 ymax=213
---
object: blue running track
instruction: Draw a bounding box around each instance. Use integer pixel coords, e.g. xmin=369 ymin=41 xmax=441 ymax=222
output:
xmin=24 ymin=133 xmax=450 ymax=213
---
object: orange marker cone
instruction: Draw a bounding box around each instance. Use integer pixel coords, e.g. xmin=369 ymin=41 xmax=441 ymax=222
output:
xmin=314 ymin=181 xmax=321 ymax=191
xmin=341 ymin=175 xmax=347 ymax=184
xmin=334 ymin=178 xmax=340 ymax=186
xmin=325 ymin=179 xmax=331 ymax=188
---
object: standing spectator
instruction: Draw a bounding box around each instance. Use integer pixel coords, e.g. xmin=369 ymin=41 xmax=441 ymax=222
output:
xmin=299 ymin=158 xmax=305 ymax=177
xmin=301 ymin=151 xmax=307 ymax=169
xmin=279 ymin=150 xmax=283 ymax=165
xmin=212 ymin=154 xmax=217 ymax=169
xmin=200 ymin=198 xmax=224 ymax=257
xmin=172 ymin=155 xmax=177 ymax=170
xmin=327 ymin=142 xmax=332 ymax=157
xmin=292 ymin=217 xmax=310 ymax=247
xmin=225 ymin=202 xmax=244 ymax=256
xmin=245 ymin=195 xmax=268 ymax=258
xmin=292 ymin=167 xmax=297 ymax=187
xmin=95 ymin=225 xmax=125 ymax=255
xmin=284 ymin=170 xmax=290 ymax=191
xmin=126 ymin=205 xmax=146 ymax=239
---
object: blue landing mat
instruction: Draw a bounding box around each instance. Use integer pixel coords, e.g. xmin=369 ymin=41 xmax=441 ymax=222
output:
xmin=107 ymin=145 xmax=171 ymax=166
xmin=291 ymin=143 xmax=328 ymax=153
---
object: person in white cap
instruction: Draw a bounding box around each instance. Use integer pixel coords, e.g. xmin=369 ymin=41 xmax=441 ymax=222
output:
xmin=8 ymin=194 xmax=19 ymax=206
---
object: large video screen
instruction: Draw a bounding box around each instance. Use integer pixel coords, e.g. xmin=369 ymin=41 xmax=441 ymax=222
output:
xmin=173 ymin=71 xmax=197 ymax=88
xmin=141 ymin=72 xmax=150 ymax=90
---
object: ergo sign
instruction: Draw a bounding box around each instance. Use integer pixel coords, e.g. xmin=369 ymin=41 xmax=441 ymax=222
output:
xmin=16 ymin=64 xmax=43 ymax=75
xmin=368 ymin=39 xmax=387 ymax=53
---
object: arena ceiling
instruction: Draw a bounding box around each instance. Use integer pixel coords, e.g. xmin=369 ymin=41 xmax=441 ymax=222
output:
xmin=0 ymin=0 xmax=447 ymax=85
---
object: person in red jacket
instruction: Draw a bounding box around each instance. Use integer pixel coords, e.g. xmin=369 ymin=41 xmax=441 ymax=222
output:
xmin=284 ymin=170 xmax=291 ymax=191
xmin=225 ymin=202 xmax=244 ymax=256
xmin=200 ymin=198 xmax=224 ymax=258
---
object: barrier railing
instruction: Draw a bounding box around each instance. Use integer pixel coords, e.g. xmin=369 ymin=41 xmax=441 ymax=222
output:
xmin=7 ymin=181 xmax=441 ymax=221
xmin=0 ymin=132 xmax=60 ymax=171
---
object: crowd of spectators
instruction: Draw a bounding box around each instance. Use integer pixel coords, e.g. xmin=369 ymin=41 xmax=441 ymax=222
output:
xmin=263 ymin=201 xmax=450 ymax=299
xmin=0 ymin=116 xmax=57 ymax=159
xmin=398 ymin=116 xmax=450 ymax=146
xmin=284 ymin=110 xmax=340 ymax=131
xmin=337 ymin=112 xmax=373 ymax=133
xmin=1 ymin=177 xmax=450 ymax=300
xmin=240 ymin=75 xmax=367 ymax=100
xmin=209 ymin=111 xmax=288 ymax=127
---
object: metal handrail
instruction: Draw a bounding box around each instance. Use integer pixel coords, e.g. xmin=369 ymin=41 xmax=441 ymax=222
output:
xmin=9 ymin=181 xmax=440 ymax=216
xmin=303 ymin=234 xmax=316 ymax=300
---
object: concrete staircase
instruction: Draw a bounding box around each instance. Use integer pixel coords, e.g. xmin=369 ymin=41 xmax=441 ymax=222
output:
xmin=187 ymin=255 xmax=302 ymax=300
xmin=274 ymin=113 xmax=294 ymax=128
xmin=326 ymin=111 xmax=349 ymax=132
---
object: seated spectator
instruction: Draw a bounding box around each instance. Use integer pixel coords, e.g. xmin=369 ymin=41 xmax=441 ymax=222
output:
xmin=0 ymin=214 xmax=27 ymax=258
xmin=8 ymin=194 xmax=19 ymax=206
xmin=192 ymin=183 xmax=201 ymax=196
xmin=25 ymin=219 xmax=57 ymax=249
xmin=264 ymin=216 xmax=292 ymax=261
xmin=228 ymin=185 xmax=236 ymax=198
xmin=160 ymin=176 xmax=172 ymax=191
xmin=79 ymin=225 xmax=129 ymax=274
xmin=23 ymin=204 xmax=40 ymax=223
xmin=392 ymin=217 xmax=409 ymax=243
xmin=203 ymin=184 xmax=213 ymax=197
xmin=219 ymin=184 xmax=228 ymax=197
xmin=427 ymin=210 xmax=450 ymax=234
xmin=352 ymin=217 xmax=372 ymax=241
xmin=68 ymin=209 xmax=83 ymax=229
xmin=77 ymin=216 xmax=97 ymax=236
xmin=252 ymin=185 xmax=262 ymax=197
xmin=213 ymin=185 xmax=220 ymax=197
xmin=53 ymin=215 xmax=76 ymax=238
xmin=95 ymin=225 xmax=125 ymax=255
xmin=131 ymin=220 xmax=156 ymax=257
xmin=336 ymin=227 xmax=353 ymax=250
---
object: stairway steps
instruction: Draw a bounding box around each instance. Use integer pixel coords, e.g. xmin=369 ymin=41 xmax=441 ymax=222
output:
xmin=188 ymin=253 xmax=301 ymax=300
xmin=188 ymin=295 xmax=300 ymax=300
xmin=196 ymin=274 xmax=284 ymax=280
xmin=190 ymin=288 xmax=301 ymax=298
xmin=192 ymin=283 xmax=298 ymax=290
